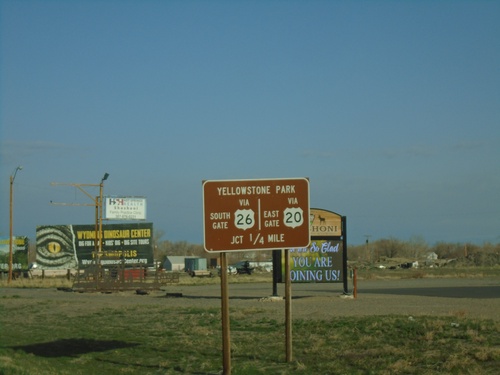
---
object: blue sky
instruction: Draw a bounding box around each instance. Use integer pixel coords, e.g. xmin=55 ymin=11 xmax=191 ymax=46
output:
xmin=1 ymin=0 xmax=499 ymax=246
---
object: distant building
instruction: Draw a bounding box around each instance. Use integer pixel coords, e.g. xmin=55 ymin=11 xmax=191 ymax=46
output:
xmin=426 ymin=252 xmax=438 ymax=260
xmin=425 ymin=252 xmax=439 ymax=267
xmin=163 ymin=256 xmax=186 ymax=271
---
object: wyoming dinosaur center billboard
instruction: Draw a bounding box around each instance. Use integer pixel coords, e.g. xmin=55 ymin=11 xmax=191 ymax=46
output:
xmin=36 ymin=223 xmax=153 ymax=270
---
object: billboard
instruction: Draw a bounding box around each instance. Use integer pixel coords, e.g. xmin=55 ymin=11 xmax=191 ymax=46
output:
xmin=309 ymin=208 xmax=342 ymax=237
xmin=36 ymin=223 xmax=154 ymax=269
xmin=274 ymin=209 xmax=347 ymax=290
xmin=282 ymin=239 xmax=344 ymax=283
xmin=104 ymin=196 xmax=147 ymax=220
xmin=0 ymin=236 xmax=29 ymax=271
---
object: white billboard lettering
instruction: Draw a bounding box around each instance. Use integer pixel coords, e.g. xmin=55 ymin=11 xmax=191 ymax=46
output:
xmin=104 ymin=196 xmax=147 ymax=220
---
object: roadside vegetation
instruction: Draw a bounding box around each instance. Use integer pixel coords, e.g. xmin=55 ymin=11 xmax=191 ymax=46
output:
xmin=1 ymin=294 xmax=499 ymax=375
xmin=147 ymin=234 xmax=500 ymax=265
xmin=2 ymin=265 xmax=500 ymax=290
xmin=348 ymin=236 xmax=500 ymax=267
xmin=152 ymin=236 xmax=500 ymax=272
xmin=3 ymin=235 xmax=498 ymax=289
xmin=1 ymin=237 xmax=498 ymax=373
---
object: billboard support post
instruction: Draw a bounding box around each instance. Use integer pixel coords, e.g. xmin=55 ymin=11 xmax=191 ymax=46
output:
xmin=272 ymin=249 xmax=281 ymax=296
xmin=342 ymin=216 xmax=348 ymax=294
xmin=94 ymin=197 xmax=99 ymax=289
xmin=98 ymin=173 xmax=109 ymax=274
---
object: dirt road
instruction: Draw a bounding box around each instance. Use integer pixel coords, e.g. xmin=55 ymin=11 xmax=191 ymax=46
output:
xmin=2 ymin=277 xmax=499 ymax=321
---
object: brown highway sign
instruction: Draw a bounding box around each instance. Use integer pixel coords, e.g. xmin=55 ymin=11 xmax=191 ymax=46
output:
xmin=203 ymin=178 xmax=310 ymax=252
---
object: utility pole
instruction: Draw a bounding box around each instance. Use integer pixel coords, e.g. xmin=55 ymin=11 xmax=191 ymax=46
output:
xmin=8 ymin=166 xmax=23 ymax=284
xmin=364 ymin=234 xmax=372 ymax=263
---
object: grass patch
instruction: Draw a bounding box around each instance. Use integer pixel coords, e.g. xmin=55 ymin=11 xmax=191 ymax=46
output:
xmin=1 ymin=294 xmax=498 ymax=374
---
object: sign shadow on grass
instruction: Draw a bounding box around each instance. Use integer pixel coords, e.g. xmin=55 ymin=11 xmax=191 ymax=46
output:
xmin=10 ymin=338 xmax=139 ymax=357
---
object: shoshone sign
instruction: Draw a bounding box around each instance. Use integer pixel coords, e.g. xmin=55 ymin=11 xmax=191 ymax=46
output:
xmin=280 ymin=208 xmax=347 ymax=287
xmin=287 ymin=239 xmax=344 ymax=283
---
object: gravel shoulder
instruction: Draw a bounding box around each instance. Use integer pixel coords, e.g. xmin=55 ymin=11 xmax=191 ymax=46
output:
xmin=1 ymin=277 xmax=499 ymax=321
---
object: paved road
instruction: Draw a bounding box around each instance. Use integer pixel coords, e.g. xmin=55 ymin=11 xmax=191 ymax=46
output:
xmin=171 ymin=277 xmax=499 ymax=299
xmin=167 ymin=277 xmax=500 ymax=321
xmin=354 ymin=277 xmax=500 ymax=299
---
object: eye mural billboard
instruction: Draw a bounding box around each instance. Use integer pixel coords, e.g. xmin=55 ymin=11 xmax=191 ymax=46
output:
xmin=36 ymin=222 xmax=154 ymax=269
xmin=278 ymin=208 xmax=348 ymax=292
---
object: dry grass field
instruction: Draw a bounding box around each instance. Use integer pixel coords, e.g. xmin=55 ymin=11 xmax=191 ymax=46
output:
xmin=1 ymin=268 xmax=499 ymax=374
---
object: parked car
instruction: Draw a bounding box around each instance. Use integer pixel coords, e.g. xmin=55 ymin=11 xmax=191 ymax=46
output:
xmin=235 ymin=261 xmax=254 ymax=275
xmin=216 ymin=265 xmax=238 ymax=275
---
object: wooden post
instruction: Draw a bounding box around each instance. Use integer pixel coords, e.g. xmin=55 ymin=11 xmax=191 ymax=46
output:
xmin=353 ymin=268 xmax=358 ymax=299
xmin=285 ymin=249 xmax=292 ymax=362
xmin=220 ymin=252 xmax=231 ymax=374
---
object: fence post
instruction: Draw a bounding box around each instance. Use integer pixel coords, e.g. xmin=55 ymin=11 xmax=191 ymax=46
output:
xmin=353 ymin=268 xmax=357 ymax=299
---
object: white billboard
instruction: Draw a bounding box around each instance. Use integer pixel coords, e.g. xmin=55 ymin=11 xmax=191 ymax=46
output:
xmin=104 ymin=196 xmax=147 ymax=220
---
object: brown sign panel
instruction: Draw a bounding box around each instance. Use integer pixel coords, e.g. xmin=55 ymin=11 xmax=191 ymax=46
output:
xmin=309 ymin=208 xmax=342 ymax=237
xmin=203 ymin=178 xmax=310 ymax=252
